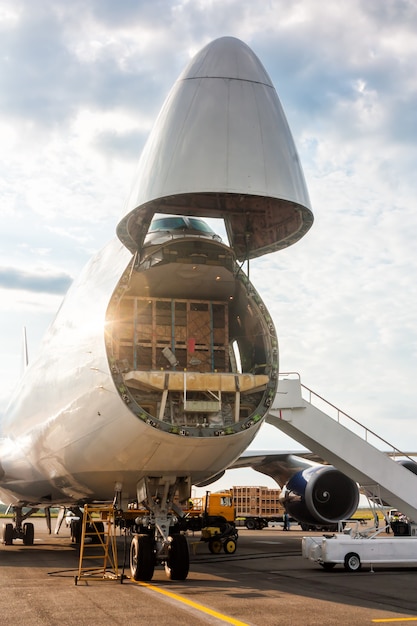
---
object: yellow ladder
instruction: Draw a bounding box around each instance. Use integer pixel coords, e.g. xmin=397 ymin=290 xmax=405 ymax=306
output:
xmin=75 ymin=503 xmax=120 ymax=584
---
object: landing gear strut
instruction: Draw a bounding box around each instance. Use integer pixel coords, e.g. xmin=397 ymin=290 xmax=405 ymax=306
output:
xmin=129 ymin=476 xmax=190 ymax=582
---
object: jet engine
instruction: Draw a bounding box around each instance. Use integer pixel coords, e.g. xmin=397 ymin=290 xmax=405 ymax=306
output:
xmin=399 ymin=460 xmax=417 ymax=475
xmin=280 ymin=465 xmax=359 ymax=526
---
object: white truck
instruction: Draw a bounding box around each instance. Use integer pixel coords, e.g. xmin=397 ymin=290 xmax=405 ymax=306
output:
xmin=302 ymin=527 xmax=417 ymax=572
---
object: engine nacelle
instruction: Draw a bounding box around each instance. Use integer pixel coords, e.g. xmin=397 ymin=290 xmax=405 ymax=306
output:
xmin=280 ymin=465 xmax=359 ymax=525
xmin=399 ymin=460 xmax=417 ymax=475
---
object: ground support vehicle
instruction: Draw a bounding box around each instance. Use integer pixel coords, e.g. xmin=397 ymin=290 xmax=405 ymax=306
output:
xmin=183 ymin=491 xmax=238 ymax=553
xmin=237 ymin=516 xmax=283 ymax=530
xmin=386 ymin=509 xmax=412 ymax=536
xmin=199 ymin=521 xmax=239 ymax=554
xmin=302 ymin=525 xmax=417 ymax=572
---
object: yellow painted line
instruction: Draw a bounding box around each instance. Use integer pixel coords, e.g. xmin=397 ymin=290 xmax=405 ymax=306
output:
xmin=372 ymin=618 xmax=417 ymax=623
xmin=131 ymin=579 xmax=249 ymax=625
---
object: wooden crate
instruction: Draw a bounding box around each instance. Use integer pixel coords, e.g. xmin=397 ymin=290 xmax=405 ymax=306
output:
xmin=114 ymin=296 xmax=229 ymax=372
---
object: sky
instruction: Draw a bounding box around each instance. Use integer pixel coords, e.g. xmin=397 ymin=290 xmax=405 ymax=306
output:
xmin=0 ymin=0 xmax=416 ymax=493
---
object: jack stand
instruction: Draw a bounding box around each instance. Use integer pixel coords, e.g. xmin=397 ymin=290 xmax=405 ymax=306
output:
xmin=75 ymin=503 xmax=121 ymax=585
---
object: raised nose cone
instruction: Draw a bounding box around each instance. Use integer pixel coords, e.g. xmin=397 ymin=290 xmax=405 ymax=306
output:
xmin=117 ymin=37 xmax=313 ymax=261
xmin=178 ymin=35 xmax=274 ymax=84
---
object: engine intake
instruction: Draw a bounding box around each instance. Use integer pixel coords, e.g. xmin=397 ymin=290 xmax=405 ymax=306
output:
xmin=280 ymin=465 xmax=359 ymax=525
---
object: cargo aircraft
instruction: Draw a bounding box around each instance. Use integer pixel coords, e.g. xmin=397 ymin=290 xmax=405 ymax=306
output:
xmin=0 ymin=37 xmax=360 ymax=580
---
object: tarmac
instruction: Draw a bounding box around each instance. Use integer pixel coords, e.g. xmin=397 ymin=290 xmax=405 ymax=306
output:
xmin=1 ymin=517 xmax=417 ymax=625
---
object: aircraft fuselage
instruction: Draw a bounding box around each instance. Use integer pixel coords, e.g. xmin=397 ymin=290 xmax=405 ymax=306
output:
xmin=0 ymin=228 xmax=278 ymax=506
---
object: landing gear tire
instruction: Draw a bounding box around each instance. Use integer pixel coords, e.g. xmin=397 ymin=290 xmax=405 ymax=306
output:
xmin=320 ymin=562 xmax=336 ymax=570
xmin=130 ymin=534 xmax=155 ymax=581
xmin=208 ymin=538 xmax=222 ymax=554
xmin=70 ymin=519 xmax=82 ymax=544
xmin=165 ymin=534 xmax=189 ymax=580
xmin=2 ymin=523 xmax=14 ymax=545
xmin=23 ymin=522 xmax=34 ymax=546
xmin=223 ymin=538 xmax=237 ymax=554
xmin=344 ymin=552 xmax=361 ymax=572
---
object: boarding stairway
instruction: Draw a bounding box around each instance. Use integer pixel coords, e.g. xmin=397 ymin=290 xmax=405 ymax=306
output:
xmin=268 ymin=374 xmax=417 ymax=522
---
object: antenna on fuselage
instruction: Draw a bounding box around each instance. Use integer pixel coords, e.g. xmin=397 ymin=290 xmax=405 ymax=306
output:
xmin=22 ymin=326 xmax=29 ymax=371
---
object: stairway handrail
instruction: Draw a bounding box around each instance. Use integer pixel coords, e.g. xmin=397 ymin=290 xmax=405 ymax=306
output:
xmin=279 ymin=372 xmax=415 ymax=464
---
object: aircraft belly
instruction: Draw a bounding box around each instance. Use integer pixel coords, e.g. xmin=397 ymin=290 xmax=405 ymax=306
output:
xmin=43 ymin=396 xmax=261 ymax=494
xmin=1 ymin=376 xmax=261 ymax=505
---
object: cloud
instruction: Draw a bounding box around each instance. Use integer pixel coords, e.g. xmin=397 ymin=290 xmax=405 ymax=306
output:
xmin=0 ymin=266 xmax=73 ymax=294
xmin=0 ymin=0 xmax=186 ymax=131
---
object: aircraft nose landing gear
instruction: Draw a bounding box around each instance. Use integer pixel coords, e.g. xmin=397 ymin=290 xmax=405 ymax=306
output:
xmin=129 ymin=476 xmax=191 ymax=582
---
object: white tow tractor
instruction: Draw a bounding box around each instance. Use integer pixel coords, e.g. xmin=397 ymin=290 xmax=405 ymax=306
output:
xmin=302 ymin=523 xmax=417 ymax=572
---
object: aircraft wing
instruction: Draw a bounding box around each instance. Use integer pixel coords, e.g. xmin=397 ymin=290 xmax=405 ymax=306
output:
xmin=230 ymin=450 xmax=326 ymax=487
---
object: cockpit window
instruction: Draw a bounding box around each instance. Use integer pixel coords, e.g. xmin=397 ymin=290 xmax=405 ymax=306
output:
xmin=148 ymin=216 xmax=217 ymax=235
xmin=187 ymin=218 xmax=215 ymax=234
xmin=149 ymin=217 xmax=187 ymax=232
xmin=144 ymin=216 xmax=222 ymax=249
